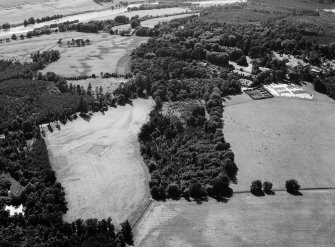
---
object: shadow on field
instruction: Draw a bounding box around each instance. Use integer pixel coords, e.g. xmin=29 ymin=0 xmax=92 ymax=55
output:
xmin=287 ymin=190 xmax=303 ymax=196
xmin=264 ymin=190 xmax=275 ymax=195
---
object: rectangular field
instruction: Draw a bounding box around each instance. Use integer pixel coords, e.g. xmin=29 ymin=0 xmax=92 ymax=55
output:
xmin=135 ymin=191 xmax=335 ymax=247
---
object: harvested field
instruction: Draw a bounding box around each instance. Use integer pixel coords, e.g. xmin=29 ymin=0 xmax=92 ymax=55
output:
xmin=223 ymin=94 xmax=335 ymax=191
xmin=45 ymin=98 xmax=155 ymax=223
xmin=0 ymin=31 xmax=148 ymax=76
xmin=0 ymin=0 xmax=104 ymax=24
xmin=135 ymin=191 xmax=335 ymax=247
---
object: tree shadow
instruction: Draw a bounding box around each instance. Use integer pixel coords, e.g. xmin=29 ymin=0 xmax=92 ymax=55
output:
xmin=287 ymin=190 xmax=303 ymax=196
xmin=214 ymin=196 xmax=229 ymax=203
xmin=251 ymin=190 xmax=265 ymax=197
xmin=264 ymin=190 xmax=275 ymax=195
xmin=47 ymin=124 xmax=53 ymax=133
xmin=56 ymin=124 xmax=61 ymax=131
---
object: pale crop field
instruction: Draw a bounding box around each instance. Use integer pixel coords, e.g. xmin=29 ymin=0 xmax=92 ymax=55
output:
xmin=0 ymin=32 xmax=148 ymax=76
xmin=223 ymin=86 xmax=335 ymax=191
xmin=0 ymin=0 xmax=104 ymax=24
xmin=45 ymin=98 xmax=154 ymax=223
xmin=135 ymin=191 xmax=335 ymax=247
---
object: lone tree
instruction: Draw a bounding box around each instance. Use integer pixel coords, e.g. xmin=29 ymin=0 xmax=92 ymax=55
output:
xmin=263 ymin=181 xmax=273 ymax=194
xmin=286 ymin=179 xmax=300 ymax=193
xmin=250 ymin=180 xmax=263 ymax=196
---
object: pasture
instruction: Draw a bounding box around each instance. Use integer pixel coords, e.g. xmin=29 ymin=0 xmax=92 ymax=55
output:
xmin=223 ymin=91 xmax=335 ymax=191
xmin=135 ymin=191 xmax=335 ymax=247
xmin=0 ymin=32 xmax=148 ymax=76
xmin=45 ymin=98 xmax=154 ymax=223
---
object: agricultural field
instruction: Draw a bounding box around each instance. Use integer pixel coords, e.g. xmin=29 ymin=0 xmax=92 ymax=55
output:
xmin=223 ymin=88 xmax=335 ymax=191
xmin=0 ymin=31 xmax=149 ymax=76
xmin=135 ymin=191 xmax=335 ymax=247
xmin=45 ymin=98 xmax=154 ymax=223
xmin=0 ymin=0 xmax=105 ymax=25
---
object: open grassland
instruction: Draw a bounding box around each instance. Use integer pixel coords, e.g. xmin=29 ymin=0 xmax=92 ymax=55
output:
xmin=0 ymin=32 xmax=148 ymax=76
xmin=135 ymin=191 xmax=335 ymax=247
xmin=223 ymin=89 xmax=335 ymax=191
xmin=45 ymin=98 xmax=154 ymax=224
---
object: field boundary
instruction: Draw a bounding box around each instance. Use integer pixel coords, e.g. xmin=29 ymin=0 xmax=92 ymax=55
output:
xmin=234 ymin=187 xmax=335 ymax=194
xmin=129 ymin=198 xmax=153 ymax=229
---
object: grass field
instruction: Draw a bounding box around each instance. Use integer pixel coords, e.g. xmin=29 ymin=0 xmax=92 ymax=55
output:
xmin=223 ymin=87 xmax=335 ymax=191
xmin=135 ymin=191 xmax=335 ymax=247
xmin=45 ymin=98 xmax=154 ymax=223
xmin=0 ymin=31 xmax=148 ymax=76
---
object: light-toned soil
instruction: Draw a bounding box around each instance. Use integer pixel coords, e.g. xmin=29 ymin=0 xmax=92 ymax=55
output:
xmin=223 ymin=91 xmax=335 ymax=191
xmin=45 ymin=98 xmax=154 ymax=223
xmin=135 ymin=191 xmax=335 ymax=247
xmin=0 ymin=32 xmax=148 ymax=76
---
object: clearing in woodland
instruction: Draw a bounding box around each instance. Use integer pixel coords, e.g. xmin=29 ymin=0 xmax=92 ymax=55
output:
xmin=45 ymin=98 xmax=154 ymax=223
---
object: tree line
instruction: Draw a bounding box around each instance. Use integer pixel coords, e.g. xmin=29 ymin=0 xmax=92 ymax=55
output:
xmin=24 ymin=15 xmax=64 ymax=26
